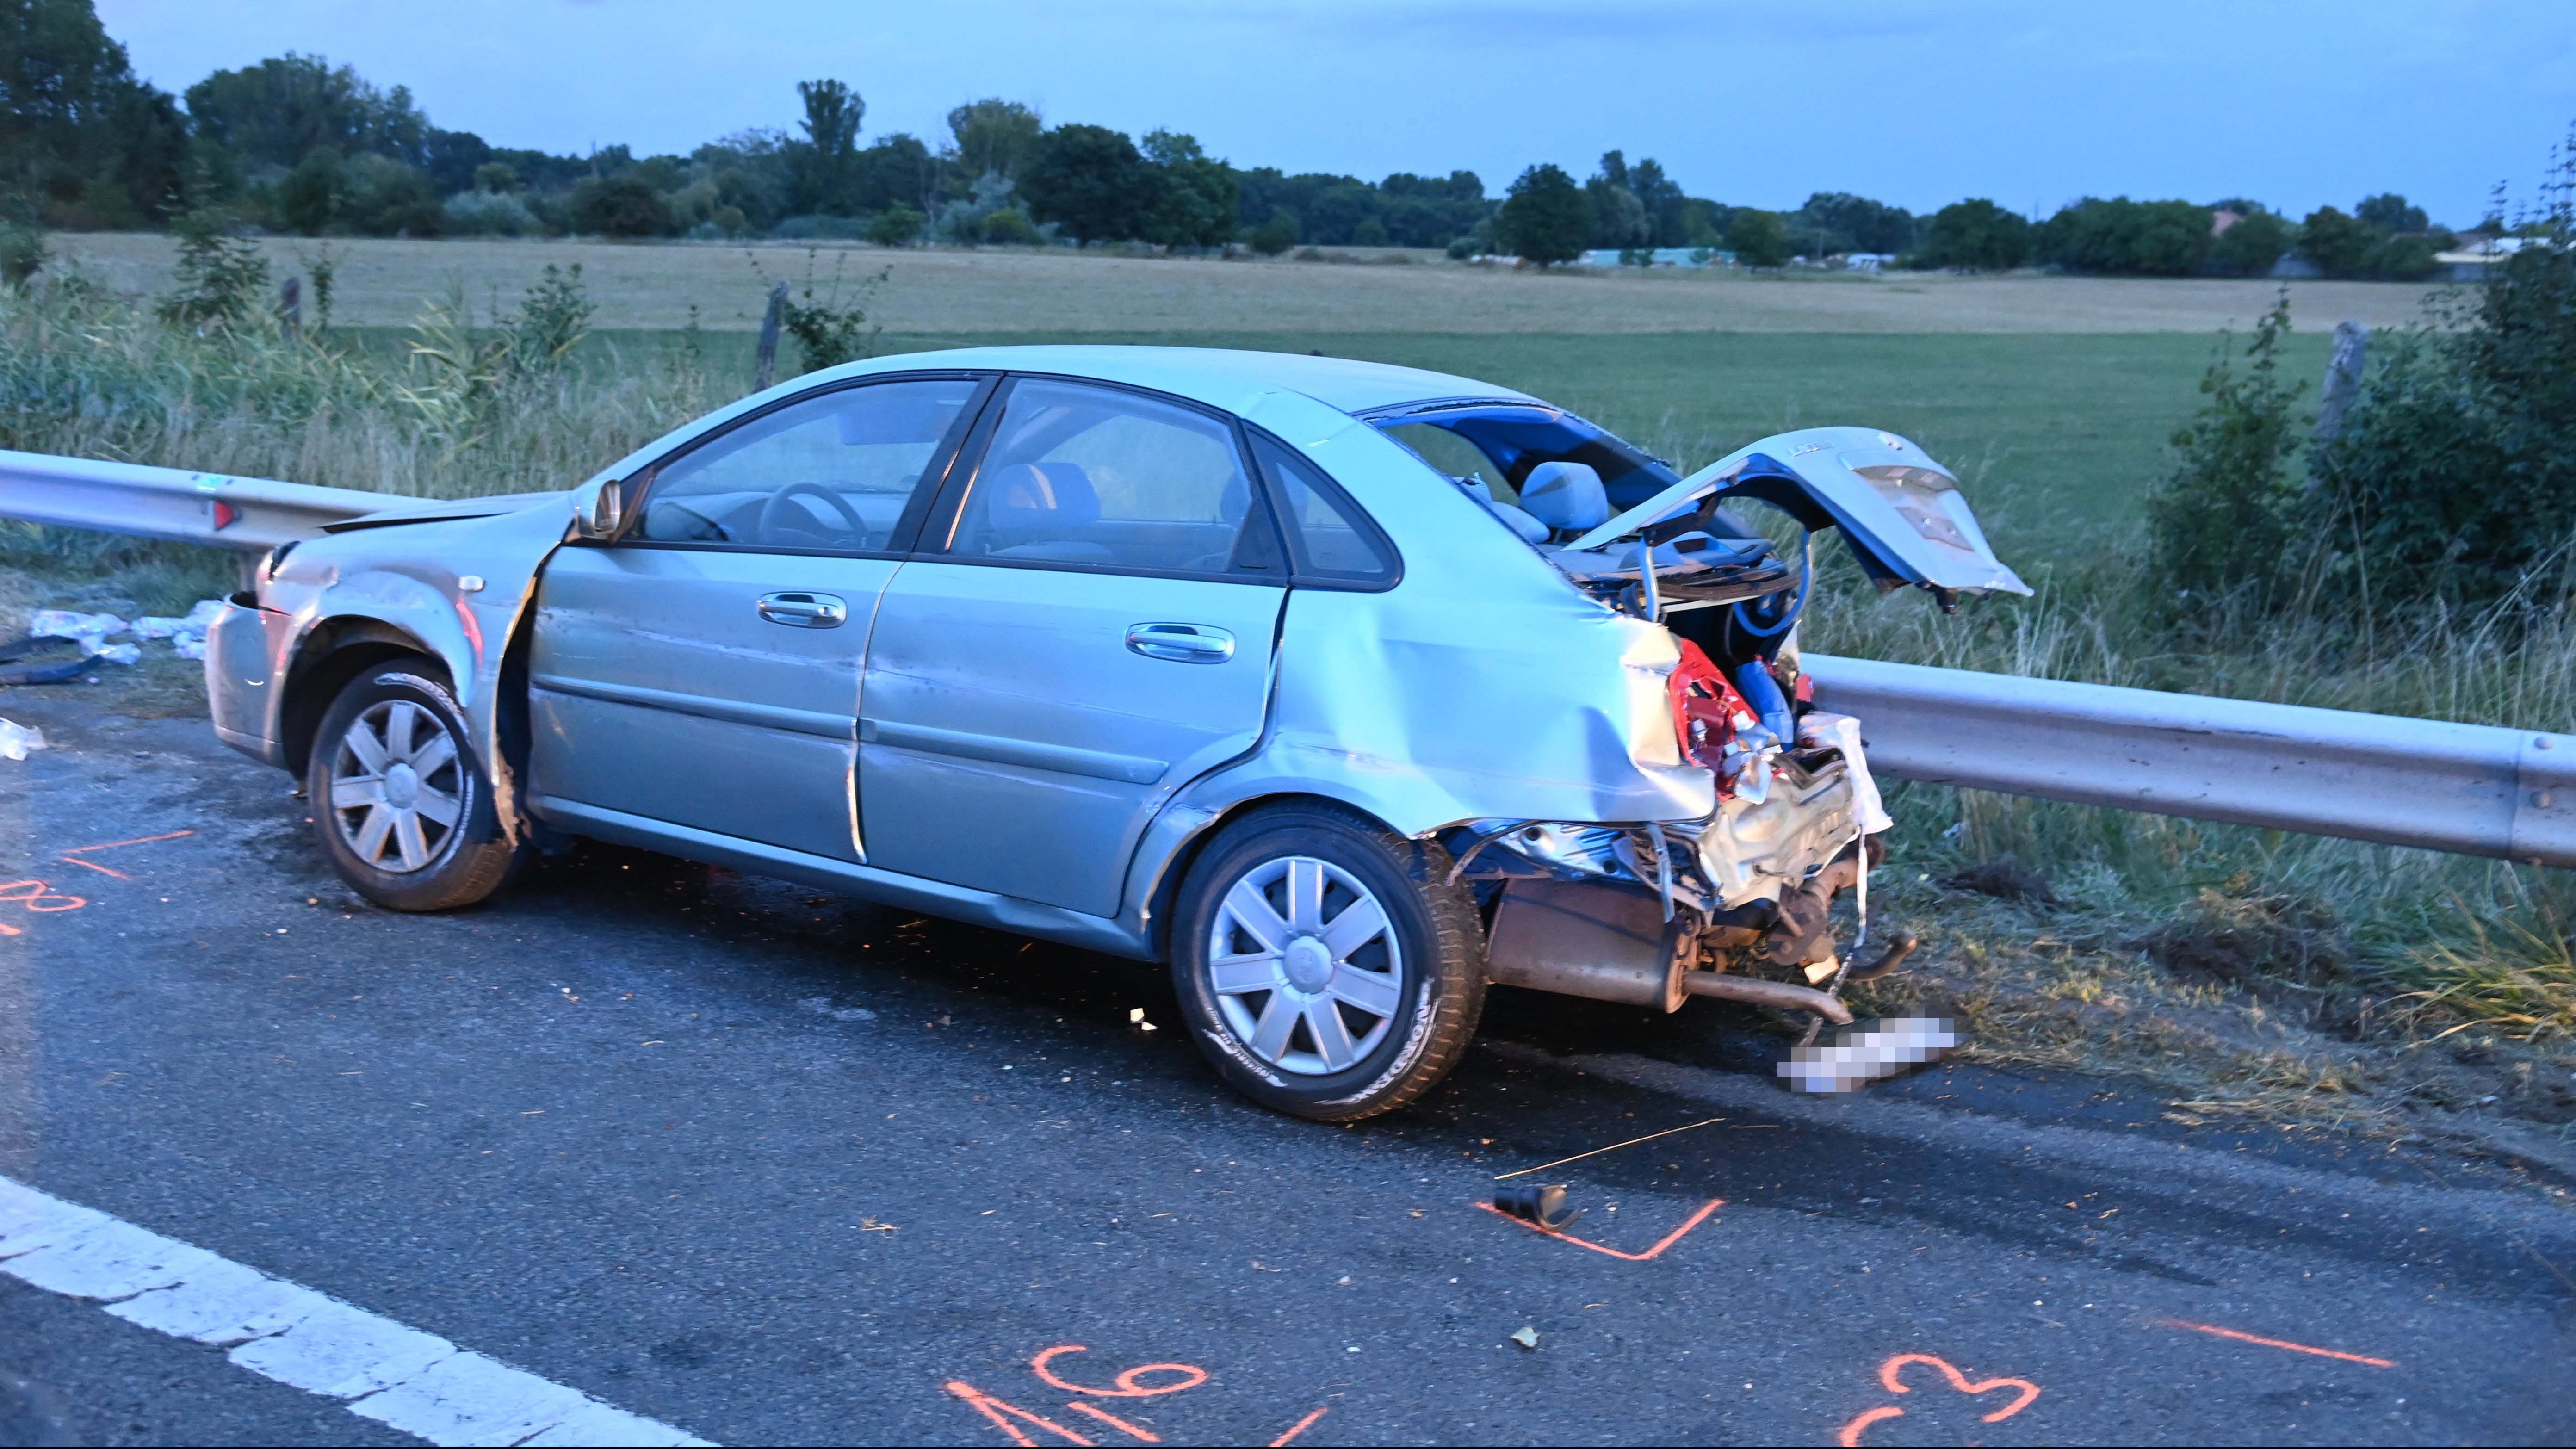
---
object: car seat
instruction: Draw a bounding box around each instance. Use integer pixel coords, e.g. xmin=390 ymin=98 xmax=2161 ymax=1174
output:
xmin=971 ymin=462 xmax=1115 ymax=563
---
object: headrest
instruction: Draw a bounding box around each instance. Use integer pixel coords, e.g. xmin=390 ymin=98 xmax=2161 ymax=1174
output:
xmin=980 ymin=462 xmax=1098 ymax=535
xmin=1518 ymin=461 xmax=1610 ymax=532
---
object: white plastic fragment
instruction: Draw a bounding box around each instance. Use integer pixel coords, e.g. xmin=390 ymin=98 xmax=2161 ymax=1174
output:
xmin=172 ymin=634 xmax=209 ymax=661
xmin=93 ymin=642 xmax=141 ymax=666
xmin=27 ymin=609 xmax=127 ymax=656
xmin=0 ymin=719 xmax=44 ymax=761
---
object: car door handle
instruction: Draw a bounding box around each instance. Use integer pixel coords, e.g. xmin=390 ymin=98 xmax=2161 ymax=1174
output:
xmin=1125 ymin=622 xmax=1234 ymax=663
xmin=757 ymin=591 xmax=848 ymax=628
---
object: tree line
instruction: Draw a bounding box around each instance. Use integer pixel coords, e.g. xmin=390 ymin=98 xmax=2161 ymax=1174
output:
xmin=0 ymin=0 xmax=2480 ymax=282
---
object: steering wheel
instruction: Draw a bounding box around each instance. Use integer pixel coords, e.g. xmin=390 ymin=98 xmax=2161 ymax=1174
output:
xmin=756 ymin=481 xmax=872 ymax=547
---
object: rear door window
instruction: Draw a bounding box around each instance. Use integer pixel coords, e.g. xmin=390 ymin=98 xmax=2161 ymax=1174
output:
xmin=635 ymin=377 xmax=981 ymax=551
xmin=935 ymin=378 xmax=1280 ymax=576
xmin=1249 ymin=433 xmax=1399 ymax=587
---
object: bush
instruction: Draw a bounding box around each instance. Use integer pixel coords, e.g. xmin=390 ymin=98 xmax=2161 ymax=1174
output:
xmin=1352 ymin=217 xmax=1389 ymax=247
xmin=2146 ymin=294 xmax=2306 ymax=599
xmin=2305 ymin=186 xmax=2576 ymax=607
xmin=1496 ymin=164 xmax=1590 ymax=266
xmin=1915 ymin=198 xmax=2031 ymax=270
xmin=0 ymin=223 xmax=48 ymax=287
xmin=1245 ymin=207 xmax=1298 ymax=256
xmin=1019 ymin=123 xmax=1152 ymax=244
xmin=1726 ymin=208 xmax=1790 ymax=268
xmin=569 ymin=174 xmax=674 ymax=238
xmin=752 ymin=251 xmax=886 ymax=375
xmin=443 ymin=188 xmax=540 ymax=236
xmin=866 ymin=204 xmax=926 ymax=246
xmin=713 ymin=205 xmax=748 ymax=238
xmin=154 ymin=209 xmax=271 ymax=330
xmin=980 ymin=207 xmax=1037 ymax=245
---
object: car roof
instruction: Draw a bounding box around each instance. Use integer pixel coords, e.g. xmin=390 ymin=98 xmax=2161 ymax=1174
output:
xmin=832 ymin=344 xmax=1539 ymax=417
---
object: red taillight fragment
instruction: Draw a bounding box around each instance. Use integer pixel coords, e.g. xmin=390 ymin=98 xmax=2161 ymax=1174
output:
xmin=1669 ymin=638 xmax=1759 ymax=771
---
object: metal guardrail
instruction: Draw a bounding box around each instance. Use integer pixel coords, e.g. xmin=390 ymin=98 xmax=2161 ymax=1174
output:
xmin=1806 ymin=654 xmax=2576 ymax=868
xmin=0 ymin=449 xmax=394 ymax=553
xmin=3 ymin=450 xmax=2569 ymax=868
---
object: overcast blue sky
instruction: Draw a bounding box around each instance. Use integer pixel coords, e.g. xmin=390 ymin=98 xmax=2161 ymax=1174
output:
xmin=94 ymin=0 xmax=2576 ymax=225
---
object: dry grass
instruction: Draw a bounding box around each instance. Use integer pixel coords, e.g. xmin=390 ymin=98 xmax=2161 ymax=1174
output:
xmin=45 ymin=231 xmax=2452 ymax=335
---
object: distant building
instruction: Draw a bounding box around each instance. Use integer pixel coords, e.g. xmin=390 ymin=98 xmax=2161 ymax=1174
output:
xmin=2435 ymin=235 xmax=2529 ymax=282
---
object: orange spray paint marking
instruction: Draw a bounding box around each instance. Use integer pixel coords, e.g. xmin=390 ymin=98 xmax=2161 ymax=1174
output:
xmin=2152 ymin=1317 xmax=2396 ymax=1367
xmin=1268 ymin=1406 xmax=1330 ymax=1447
xmin=1835 ymin=1353 xmax=2041 ymax=1444
xmin=1833 ymin=1405 xmax=1905 ymax=1447
xmin=1030 ymin=1345 xmax=1208 ymax=1398
xmin=1474 ymin=1197 xmax=1724 ymax=1261
xmin=945 ymin=1381 xmax=1095 ymax=1447
xmin=0 ymin=880 xmax=87 ymax=913
xmin=1063 ymin=1401 xmax=1159 ymax=1441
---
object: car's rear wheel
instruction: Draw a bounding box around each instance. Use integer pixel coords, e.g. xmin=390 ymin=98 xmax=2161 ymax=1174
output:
xmin=1170 ymin=802 xmax=1484 ymax=1121
xmin=305 ymin=663 xmax=521 ymax=911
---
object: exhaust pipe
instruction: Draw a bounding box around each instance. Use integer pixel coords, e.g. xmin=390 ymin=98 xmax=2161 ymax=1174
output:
xmin=1681 ymin=971 xmax=1853 ymax=1024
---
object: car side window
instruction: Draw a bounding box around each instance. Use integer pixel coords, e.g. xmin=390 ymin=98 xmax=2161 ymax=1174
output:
xmin=1249 ymin=433 xmax=1399 ymax=585
xmin=634 ymin=378 xmax=980 ymax=551
xmin=938 ymin=379 xmax=1277 ymax=575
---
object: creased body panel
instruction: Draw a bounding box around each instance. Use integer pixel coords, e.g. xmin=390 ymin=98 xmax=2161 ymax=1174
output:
xmin=1204 ymin=388 xmax=1714 ymax=836
xmin=245 ymin=501 xmax=570 ymax=837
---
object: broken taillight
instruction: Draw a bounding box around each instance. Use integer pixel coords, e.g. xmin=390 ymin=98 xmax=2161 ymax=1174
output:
xmin=1669 ymin=638 xmax=1756 ymax=770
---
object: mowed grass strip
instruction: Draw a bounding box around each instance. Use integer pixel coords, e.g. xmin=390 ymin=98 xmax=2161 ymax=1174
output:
xmin=50 ymin=231 xmax=2448 ymax=336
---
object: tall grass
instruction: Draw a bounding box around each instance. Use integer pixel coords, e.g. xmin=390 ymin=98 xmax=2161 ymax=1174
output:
xmin=0 ymin=268 xmax=727 ymax=500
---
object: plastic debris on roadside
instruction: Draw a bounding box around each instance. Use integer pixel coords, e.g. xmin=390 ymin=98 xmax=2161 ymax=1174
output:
xmin=0 ymin=718 xmax=46 ymax=761
xmin=133 ymin=599 xmax=227 ymax=661
xmin=28 ymin=609 xmax=128 ymax=656
xmin=1776 ymin=1016 xmax=1963 ymax=1093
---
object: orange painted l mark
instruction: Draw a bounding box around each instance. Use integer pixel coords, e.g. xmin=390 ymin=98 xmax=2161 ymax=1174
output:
xmin=1475 ymin=1197 xmax=1724 ymax=1261
xmin=57 ymin=830 xmax=194 ymax=879
xmin=2153 ymin=1317 xmax=2396 ymax=1367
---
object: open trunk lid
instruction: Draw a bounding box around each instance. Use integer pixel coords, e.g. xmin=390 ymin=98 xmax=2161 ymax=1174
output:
xmin=1565 ymin=427 xmax=2029 ymax=597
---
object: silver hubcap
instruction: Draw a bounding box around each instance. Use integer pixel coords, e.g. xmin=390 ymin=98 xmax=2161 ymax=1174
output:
xmin=1207 ymin=855 xmax=1402 ymax=1076
xmin=328 ymin=700 xmax=464 ymax=874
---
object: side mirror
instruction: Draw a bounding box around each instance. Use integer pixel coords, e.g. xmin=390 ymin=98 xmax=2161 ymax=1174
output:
xmin=568 ymin=477 xmax=625 ymax=541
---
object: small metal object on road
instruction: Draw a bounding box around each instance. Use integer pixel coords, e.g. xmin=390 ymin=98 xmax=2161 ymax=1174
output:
xmin=1494 ymin=1183 xmax=1584 ymax=1231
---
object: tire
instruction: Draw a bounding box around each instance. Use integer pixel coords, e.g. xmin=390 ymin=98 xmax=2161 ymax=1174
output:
xmin=304 ymin=662 xmax=522 ymax=911
xmin=1170 ymin=802 xmax=1485 ymax=1121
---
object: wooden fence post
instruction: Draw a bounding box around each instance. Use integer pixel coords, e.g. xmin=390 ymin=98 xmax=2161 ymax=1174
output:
xmin=2316 ymin=320 xmax=2366 ymax=442
xmin=753 ymin=280 xmax=788 ymax=391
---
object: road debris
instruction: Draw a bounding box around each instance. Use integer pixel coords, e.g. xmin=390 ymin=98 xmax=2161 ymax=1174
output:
xmin=1508 ymin=1326 xmax=1539 ymax=1350
xmin=1494 ymin=1183 xmax=1584 ymax=1231
xmin=0 ymin=718 xmax=45 ymax=761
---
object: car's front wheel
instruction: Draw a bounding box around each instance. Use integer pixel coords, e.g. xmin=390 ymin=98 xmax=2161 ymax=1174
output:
xmin=1170 ymin=803 xmax=1484 ymax=1121
xmin=304 ymin=663 xmax=522 ymax=911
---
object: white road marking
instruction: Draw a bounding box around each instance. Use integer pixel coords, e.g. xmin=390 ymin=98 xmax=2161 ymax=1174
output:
xmin=0 ymin=1174 xmax=713 ymax=1447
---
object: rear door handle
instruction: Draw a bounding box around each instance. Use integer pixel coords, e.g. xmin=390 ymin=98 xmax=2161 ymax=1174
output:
xmin=1125 ymin=622 xmax=1234 ymax=663
xmin=757 ymin=591 xmax=848 ymax=628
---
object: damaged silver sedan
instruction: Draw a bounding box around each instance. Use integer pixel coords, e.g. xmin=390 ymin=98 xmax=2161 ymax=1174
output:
xmin=203 ymin=347 xmax=2024 ymax=1119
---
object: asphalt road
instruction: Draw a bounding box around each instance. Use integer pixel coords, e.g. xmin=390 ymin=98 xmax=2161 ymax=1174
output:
xmin=1 ymin=684 xmax=2571 ymax=1448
